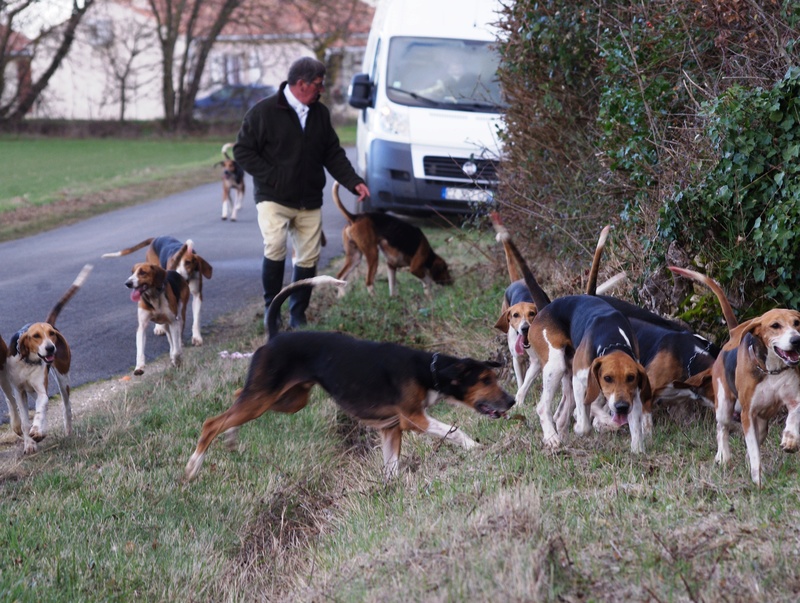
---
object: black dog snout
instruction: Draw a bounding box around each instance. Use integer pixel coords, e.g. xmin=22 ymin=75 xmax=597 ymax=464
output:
xmin=614 ymin=402 xmax=630 ymax=416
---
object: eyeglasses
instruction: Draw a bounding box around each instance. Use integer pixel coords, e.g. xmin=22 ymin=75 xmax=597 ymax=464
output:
xmin=307 ymin=79 xmax=326 ymax=90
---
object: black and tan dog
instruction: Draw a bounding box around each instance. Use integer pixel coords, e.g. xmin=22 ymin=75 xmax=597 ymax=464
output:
xmin=671 ymin=266 xmax=800 ymax=485
xmin=3 ymin=264 xmax=92 ymax=453
xmin=125 ymin=262 xmax=190 ymax=375
xmin=332 ymin=182 xmax=452 ymax=296
xmin=103 ymin=236 xmax=212 ymax=346
xmin=184 ymin=276 xmax=514 ymax=482
xmin=215 ymin=142 xmax=245 ymax=221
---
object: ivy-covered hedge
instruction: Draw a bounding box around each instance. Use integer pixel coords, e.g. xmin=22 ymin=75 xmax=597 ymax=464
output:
xmin=497 ymin=0 xmax=800 ymax=314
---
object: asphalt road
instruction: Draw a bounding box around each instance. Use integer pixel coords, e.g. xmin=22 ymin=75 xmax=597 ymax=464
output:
xmin=1 ymin=155 xmax=357 ymax=423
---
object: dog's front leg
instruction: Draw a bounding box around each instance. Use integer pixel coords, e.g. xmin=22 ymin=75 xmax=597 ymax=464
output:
xmin=423 ymin=415 xmax=478 ymax=450
xmin=714 ymin=392 xmax=735 ymax=466
xmin=380 ymin=425 xmax=402 ymax=480
xmin=134 ymin=308 xmax=150 ymax=375
xmin=572 ymin=371 xmax=593 ymax=437
xmin=29 ymin=387 xmax=50 ymax=442
xmin=231 ymin=189 xmax=242 ymax=221
xmin=386 ymin=266 xmax=398 ymax=296
xmin=741 ymin=411 xmax=763 ymax=486
xmin=537 ymin=361 xmax=564 ymax=448
xmin=515 ymin=355 xmax=541 ymax=407
xmin=222 ymin=187 xmax=231 ymax=220
xmin=628 ymin=396 xmax=645 ymax=454
xmin=167 ymin=320 xmax=183 ymax=367
xmin=15 ymin=391 xmax=37 ymax=454
xmin=781 ymin=399 xmax=800 ymax=453
xmin=191 ymin=293 xmax=203 ymax=346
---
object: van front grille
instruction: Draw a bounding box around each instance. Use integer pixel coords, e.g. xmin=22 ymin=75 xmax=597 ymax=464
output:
xmin=423 ymin=156 xmax=498 ymax=182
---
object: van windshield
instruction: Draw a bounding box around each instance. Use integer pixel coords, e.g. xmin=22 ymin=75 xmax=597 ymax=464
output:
xmin=385 ymin=37 xmax=505 ymax=113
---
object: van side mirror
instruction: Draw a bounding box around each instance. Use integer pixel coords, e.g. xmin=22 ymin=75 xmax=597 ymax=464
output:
xmin=348 ymin=73 xmax=374 ymax=109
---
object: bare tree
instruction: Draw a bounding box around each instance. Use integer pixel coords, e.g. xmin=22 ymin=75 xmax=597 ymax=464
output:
xmin=146 ymin=0 xmax=244 ymax=130
xmin=0 ymin=0 xmax=95 ymax=123
xmin=93 ymin=17 xmax=159 ymax=121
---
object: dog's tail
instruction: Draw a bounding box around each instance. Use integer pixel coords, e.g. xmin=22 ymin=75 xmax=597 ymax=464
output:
xmin=101 ymin=238 xmax=155 ymax=259
xmin=668 ymin=266 xmax=739 ymax=332
xmin=490 ymin=212 xmax=551 ymax=309
xmin=46 ymin=264 xmax=93 ymax=327
xmin=585 ymin=224 xmax=611 ymax=295
xmin=266 ymin=276 xmax=347 ymax=339
xmin=222 ymin=142 xmax=235 ymax=160
xmin=332 ymin=182 xmax=357 ymax=224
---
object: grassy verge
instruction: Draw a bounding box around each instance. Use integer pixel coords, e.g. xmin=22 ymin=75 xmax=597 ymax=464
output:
xmin=2 ymin=225 xmax=799 ymax=602
xmin=0 ymin=123 xmax=355 ymax=243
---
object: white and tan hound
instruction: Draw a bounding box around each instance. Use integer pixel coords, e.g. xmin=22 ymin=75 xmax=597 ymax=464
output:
xmin=103 ymin=236 xmax=212 ymax=346
xmin=672 ymin=266 xmax=800 ymax=486
xmin=215 ymin=142 xmax=245 ymax=221
xmin=3 ymin=264 xmax=92 ymax=453
xmin=125 ymin=262 xmax=190 ymax=375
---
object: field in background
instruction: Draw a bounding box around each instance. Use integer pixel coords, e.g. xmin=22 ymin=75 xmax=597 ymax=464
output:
xmin=1 ymin=222 xmax=800 ymax=601
xmin=0 ymin=124 xmax=356 ymax=242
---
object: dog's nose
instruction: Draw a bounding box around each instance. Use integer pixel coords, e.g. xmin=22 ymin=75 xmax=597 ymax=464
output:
xmin=125 ymin=280 xmax=134 ymax=288
xmin=45 ymin=344 xmax=55 ymax=355
xmin=791 ymin=335 xmax=800 ymax=350
xmin=614 ymin=402 xmax=630 ymax=416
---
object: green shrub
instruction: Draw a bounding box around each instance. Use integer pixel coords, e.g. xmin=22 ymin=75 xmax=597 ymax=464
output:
xmin=659 ymin=67 xmax=800 ymax=308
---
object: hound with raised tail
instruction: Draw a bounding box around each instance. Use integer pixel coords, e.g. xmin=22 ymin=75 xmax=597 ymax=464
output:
xmin=333 ymin=182 xmax=452 ymax=296
xmin=671 ymin=266 xmax=800 ymax=486
xmin=125 ymin=262 xmax=189 ymax=375
xmin=215 ymin=142 xmax=245 ymax=221
xmin=3 ymin=264 xmax=92 ymax=454
xmin=492 ymin=215 xmax=614 ymax=409
xmin=184 ymin=276 xmax=514 ymax=482
xmin=102 ymin=236 xmax=212 ymax=346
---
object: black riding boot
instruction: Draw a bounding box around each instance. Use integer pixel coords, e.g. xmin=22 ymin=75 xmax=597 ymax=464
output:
xmin=261 ymin=257 xmax=285 ymax=328
xmin=289 ymin=265 xmax=316 ymax=329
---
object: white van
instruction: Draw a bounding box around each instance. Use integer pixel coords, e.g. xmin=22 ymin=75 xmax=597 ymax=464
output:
xmin=348 ymin=0 xmax=505 ymax=214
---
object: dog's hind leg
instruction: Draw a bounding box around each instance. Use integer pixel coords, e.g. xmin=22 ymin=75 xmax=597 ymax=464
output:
xmin=185 ymin=382 xmax=312 ymax=481
xmin=380 ymin=425 xmax=402 ymax=479
xmin=51 ymin=368 xmax=73 ymax=437
xmin=222 ymin=188 xmax=231 ymax=220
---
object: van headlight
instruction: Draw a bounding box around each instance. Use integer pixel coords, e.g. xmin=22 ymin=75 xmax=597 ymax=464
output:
xmin=378 ymin=103 xmax=409 ymax=137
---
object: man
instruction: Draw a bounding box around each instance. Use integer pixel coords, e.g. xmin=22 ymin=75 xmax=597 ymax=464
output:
xmin=234 ymin=57 xmax=370 ymax=328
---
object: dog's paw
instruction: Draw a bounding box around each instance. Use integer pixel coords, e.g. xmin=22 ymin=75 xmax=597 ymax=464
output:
xmin=714 ymin=449 xmax=730 ymax=465
xmin=192 ymin=335 xmax=203 ymax=346
xmin=781 ymin=430 xmax=800 ymax=453
xmin=22 ymin=438 xmax=38 ymax=455
xmin=29 ymin=426 xmax=46 ymax=442
xmin=134 ymin=367 xmax=145 ymax=376
xmin=542 ymin=433 xmax=562 ymax=450
xmin=185 ymin=453 xmax=205 ymax=481
xmin=153 ymin=324 xmax=167 ymax=336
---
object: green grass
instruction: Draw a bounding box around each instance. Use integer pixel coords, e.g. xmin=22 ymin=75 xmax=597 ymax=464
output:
xmin=2 ymin=222 xmax=800 ymax=601
xmin=0 ymin=136 xmax=230 ymax=211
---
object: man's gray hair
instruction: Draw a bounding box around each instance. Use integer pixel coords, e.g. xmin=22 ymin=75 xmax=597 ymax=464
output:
xmin=287 ymin=57 xmax=326 ymax=85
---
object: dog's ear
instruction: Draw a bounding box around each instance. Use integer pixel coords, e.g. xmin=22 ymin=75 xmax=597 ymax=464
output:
xmin=152 ymin=266 xmax=166 ymax=290
xmin=637 ymin=363 xmax=652 ymax=404
xmin=52 ymin=329 xmax=71 ymax=374
xmin=744 ymin=331 xmax=769 ymax=372
xmin=483 ymin=359 xmax=503 ymax=369
xmin=675 ymin=368 xmax=714 ymax=401
xmin=167 ymin=244 xmax=190 ymax=270
xmin=494 ymin=311 xmax=510 ymax=333
xmin=199 ymin=257 xmax=213 ymax=279
xmin=585 ymin=357 xmax=604 ymax=404
xmin=10 ymin=330 xmax=26 ymax=358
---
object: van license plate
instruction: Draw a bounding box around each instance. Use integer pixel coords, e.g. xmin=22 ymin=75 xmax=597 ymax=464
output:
xmin=442 ymin=187 xmax=493 ymax=203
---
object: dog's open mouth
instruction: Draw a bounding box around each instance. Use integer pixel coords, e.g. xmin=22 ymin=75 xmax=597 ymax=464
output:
xmin=39 ymin=353 xmax=55 ymax=364
xmin=476 ymin=402 xmax=507 ymax=419
xmin=515 ymin=332 xmax=530 ymax=354
xmin=775 ymin=346 xmax=800 ymax=366
xmin=612 ymin=412 xmax=629 ymax=427
xmin=130 ymin=284 xmax=148 ymax=303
